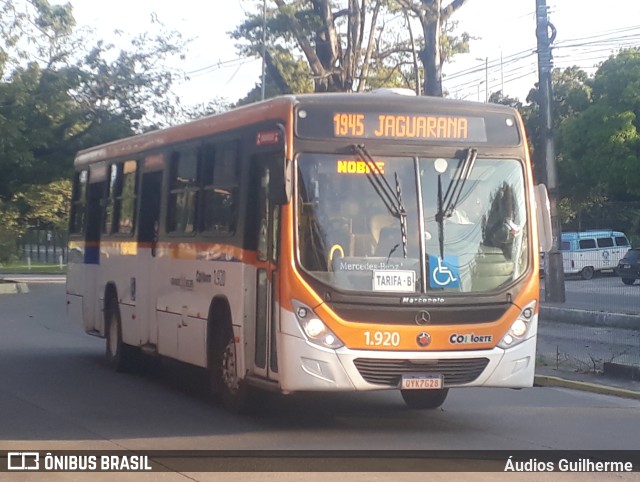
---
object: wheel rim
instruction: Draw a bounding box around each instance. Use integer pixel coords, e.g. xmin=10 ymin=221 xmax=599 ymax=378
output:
xmin=221 ymin=338 xmax=240 ymax=394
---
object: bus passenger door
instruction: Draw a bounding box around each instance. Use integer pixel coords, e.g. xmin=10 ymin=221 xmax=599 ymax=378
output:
xmin=252 ymin=160 xmax=280 ymax=381
xmin=137 ymin=168 xmax=163 ymax=349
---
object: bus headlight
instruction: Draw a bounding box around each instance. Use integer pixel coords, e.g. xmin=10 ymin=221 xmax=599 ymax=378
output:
xmin=498 ymin=301 xmax=536 ymax=349
xmin=292 ymin=300 xmax=344 ymax=349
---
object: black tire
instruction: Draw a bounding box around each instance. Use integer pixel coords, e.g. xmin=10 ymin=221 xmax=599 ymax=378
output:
xmin=401 ymin=388 xmax=449 ymax=409
xmin=580 ymin=266 xmax=594 ymax=280
xmin=208 ymin=307 xmax=256 ymax=414
xmin=105 ymin=297 xmax=137 ymax=372
xmin=622 ymin=277 xmax=636 ymax=285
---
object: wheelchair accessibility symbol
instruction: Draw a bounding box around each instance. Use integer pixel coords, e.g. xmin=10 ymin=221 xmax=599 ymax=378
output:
xmin=429 ymin=255 xmax=461 ymax=288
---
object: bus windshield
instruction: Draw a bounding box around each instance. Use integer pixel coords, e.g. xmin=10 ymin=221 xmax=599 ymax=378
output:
xmin=296 ymin=153 xmax=528 ymax=293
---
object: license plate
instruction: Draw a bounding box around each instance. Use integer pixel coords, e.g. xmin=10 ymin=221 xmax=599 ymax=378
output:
xmin=623 ymin=264 xmax=631 ymax=269
xmin=401 ymin=374 xmax=443 ymax=390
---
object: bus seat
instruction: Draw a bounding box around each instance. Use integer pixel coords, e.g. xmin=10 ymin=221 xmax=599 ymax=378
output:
xmin=375 ymin=226 xmax=402 ymax=258
xmin=370 ymin=214 xmax=395 ymax=243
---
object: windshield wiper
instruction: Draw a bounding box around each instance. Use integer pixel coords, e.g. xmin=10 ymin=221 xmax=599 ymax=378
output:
xmin=435 ymin=148 xmax=478 ymax=259
xmin=353 ymin=144 xmax=408 ymax=258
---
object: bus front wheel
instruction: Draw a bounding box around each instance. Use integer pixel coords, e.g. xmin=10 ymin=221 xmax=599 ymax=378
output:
xmin=401 ymin=388 xmax=449 ymax=409
xmin=105 ymin=297 xmax=137 ymax=372
xmin=209 ymin=320 xmax=255 ymax=414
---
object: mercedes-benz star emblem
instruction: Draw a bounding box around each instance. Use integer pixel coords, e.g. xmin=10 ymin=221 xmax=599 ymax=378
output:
xmin=416 ymin=332 xmax=431 ymax=347
xmin=415 ymin=310 xmax=431 ymax=325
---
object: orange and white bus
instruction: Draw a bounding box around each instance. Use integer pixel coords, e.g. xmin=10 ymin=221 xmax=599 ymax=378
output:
xmin=66 ymin=92 xmax=549 ymax=412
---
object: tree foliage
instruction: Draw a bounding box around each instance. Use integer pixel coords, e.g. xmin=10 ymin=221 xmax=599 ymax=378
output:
xmin=0 ymin=0 xmax=189 ymax=248
xmin=233 ymin=0 xmax=470 ymax=96
xmin=393 ymin=0 xmax=471 ymax=96
xmin=521 ymin=49 xmax=640 ymax=227
xmin=233 ymin=0 xmax=387 ymax=93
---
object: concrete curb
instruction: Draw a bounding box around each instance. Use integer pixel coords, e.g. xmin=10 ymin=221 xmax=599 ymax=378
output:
xmin=540 ymin=305 xmax=639 ymax=329
xmin=534 ymin=374 xmax=640 ymax=400
xmin=0 ymin=282 xmax=29 ymax=294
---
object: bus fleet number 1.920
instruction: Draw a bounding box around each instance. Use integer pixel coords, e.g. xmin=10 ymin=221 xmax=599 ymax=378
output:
xmin=364 ymin=331 xmax=400 ymax=347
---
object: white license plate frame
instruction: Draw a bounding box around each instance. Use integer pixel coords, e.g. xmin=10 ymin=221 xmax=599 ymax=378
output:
xmin=372 ymin=270 xmax=416 ymax=292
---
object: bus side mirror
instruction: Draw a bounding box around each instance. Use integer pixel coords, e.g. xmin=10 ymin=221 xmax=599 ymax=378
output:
xmin=268 ymin=156 xmax=291 ymax=205
xmin=260 ymin=124 xmax=291 ymax=205
xmin=534 ymin=183 xmax=553 ymax=252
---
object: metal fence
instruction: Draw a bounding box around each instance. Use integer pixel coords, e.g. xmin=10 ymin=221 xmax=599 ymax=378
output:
xmin=16 ymin=229 xmax=68 ymax=265
xmin=537 ymin=321 xmax=640 ymax=375
xmin=538 ymin=270 xmax=640 ymax=377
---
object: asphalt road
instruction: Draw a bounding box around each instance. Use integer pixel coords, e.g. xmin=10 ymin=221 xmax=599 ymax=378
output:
xmin=1 ymin=282 xmax=640 ymax=480
xmin=540 ymin=272 xmax=640 ymax=314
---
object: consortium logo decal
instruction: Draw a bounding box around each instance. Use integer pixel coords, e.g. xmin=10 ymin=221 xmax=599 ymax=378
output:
xmin=449 ymin=333 xmax=493 ymax=344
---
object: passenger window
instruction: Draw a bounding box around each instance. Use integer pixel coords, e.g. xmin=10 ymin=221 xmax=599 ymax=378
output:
xmin=560 ymin=241 xmax=570 ymax=251
xmin=117 ymin=160 xmax=138 ymax=234
xmin=615 ymin=236 xmax=629 ymax=247
xmin=201 ymin=141 xmax=239 ymax=235
xmin=579 ymin=239 xmax=596 ymax=249
xmin=103 ymin=161 xmax=138 ymax=235
xmin=70 ymin=170 xmax=88 ymax=235
xmin=167 ymin=147 xmax=199 ymax=234
xmin=596 ymin=237 xmax=614 ymax=248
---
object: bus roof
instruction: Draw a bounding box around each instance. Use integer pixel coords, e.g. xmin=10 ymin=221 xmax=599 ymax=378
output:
xmin=74 ymin=93 xmax=520 ymax=168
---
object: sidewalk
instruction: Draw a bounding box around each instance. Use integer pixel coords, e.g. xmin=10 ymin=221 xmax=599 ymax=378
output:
xmin=534 ymin=366 xmax=640 ymax=400
xmin=537 ymin=292 xmax=640 ymax=400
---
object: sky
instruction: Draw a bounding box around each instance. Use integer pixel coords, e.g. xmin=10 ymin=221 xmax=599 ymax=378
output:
xmin=53 ymin=0 xmax=640 ymax=107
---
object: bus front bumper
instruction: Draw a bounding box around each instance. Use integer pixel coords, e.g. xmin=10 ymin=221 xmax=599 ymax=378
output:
xmin=277 ymin=331 xmax=536 ymax=393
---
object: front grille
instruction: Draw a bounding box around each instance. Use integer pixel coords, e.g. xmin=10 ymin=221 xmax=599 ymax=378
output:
xmin=353 ymin=357 xmax=490 ymax=387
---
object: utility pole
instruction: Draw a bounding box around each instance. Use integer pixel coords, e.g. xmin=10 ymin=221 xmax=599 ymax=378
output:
xmin=536 ymin=0 xmax=565 ymax=302
xmin=475 ymin=57 xmax=489 ymax=102
xmin=261 ymin=0 xmax=267 ymax=101
xmin=484 ymin=57 xmax=488 ymax=102
xmin=500 ymin=49 xmax=504 ymax=94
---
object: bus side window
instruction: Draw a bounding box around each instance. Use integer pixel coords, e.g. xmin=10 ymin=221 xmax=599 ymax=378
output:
xmin=116 ymin=160 xmax=138 ymax=234
xmin=167 ymin=147 xmax=199 ymax=234
xmin=201 ymin=141 xmax=239 ymax=235
xmin=70 ymin=170 xmax=88 ymax=235
xmin=101 ymin=160 xmax=138 ymax=235
xmin=103 ymin=163 xmax=119 ymax=234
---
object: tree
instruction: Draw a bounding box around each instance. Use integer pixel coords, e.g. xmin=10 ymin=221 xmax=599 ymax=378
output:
xmin=523 ymin=66 xmax=592 ymax=186
xmin=13 ymin=179 xmax=71 ymax=232
xmin=394 ymin=0 xmax=471 ymax=96
xmin=233 ymin=0 xmax=389 ymax=93
xmin=522 ymin=51 xmax=640 ymax=228
xmin=0 ymin=0 xmax=190 ymax=249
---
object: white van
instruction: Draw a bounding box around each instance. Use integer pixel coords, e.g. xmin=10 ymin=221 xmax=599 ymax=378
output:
xmin=561 ymin=230 xmax=631 ymax=279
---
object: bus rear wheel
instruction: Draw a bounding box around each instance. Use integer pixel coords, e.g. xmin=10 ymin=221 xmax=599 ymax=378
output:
xmin=401 ymin=388 xmax=449 ymax=409
xmin=105 ymin=298 xmax=137 ymax=372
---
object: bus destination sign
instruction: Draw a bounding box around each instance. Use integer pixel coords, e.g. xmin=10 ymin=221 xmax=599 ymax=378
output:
xmin=296 ymin=106 xmax=520 ymax=145
xmin=332 ymin=112 xmax=481 ymax=141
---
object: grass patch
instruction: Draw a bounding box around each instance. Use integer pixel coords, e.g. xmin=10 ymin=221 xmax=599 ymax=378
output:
xmin=0 ymin=262 xmax=66 ymax=275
